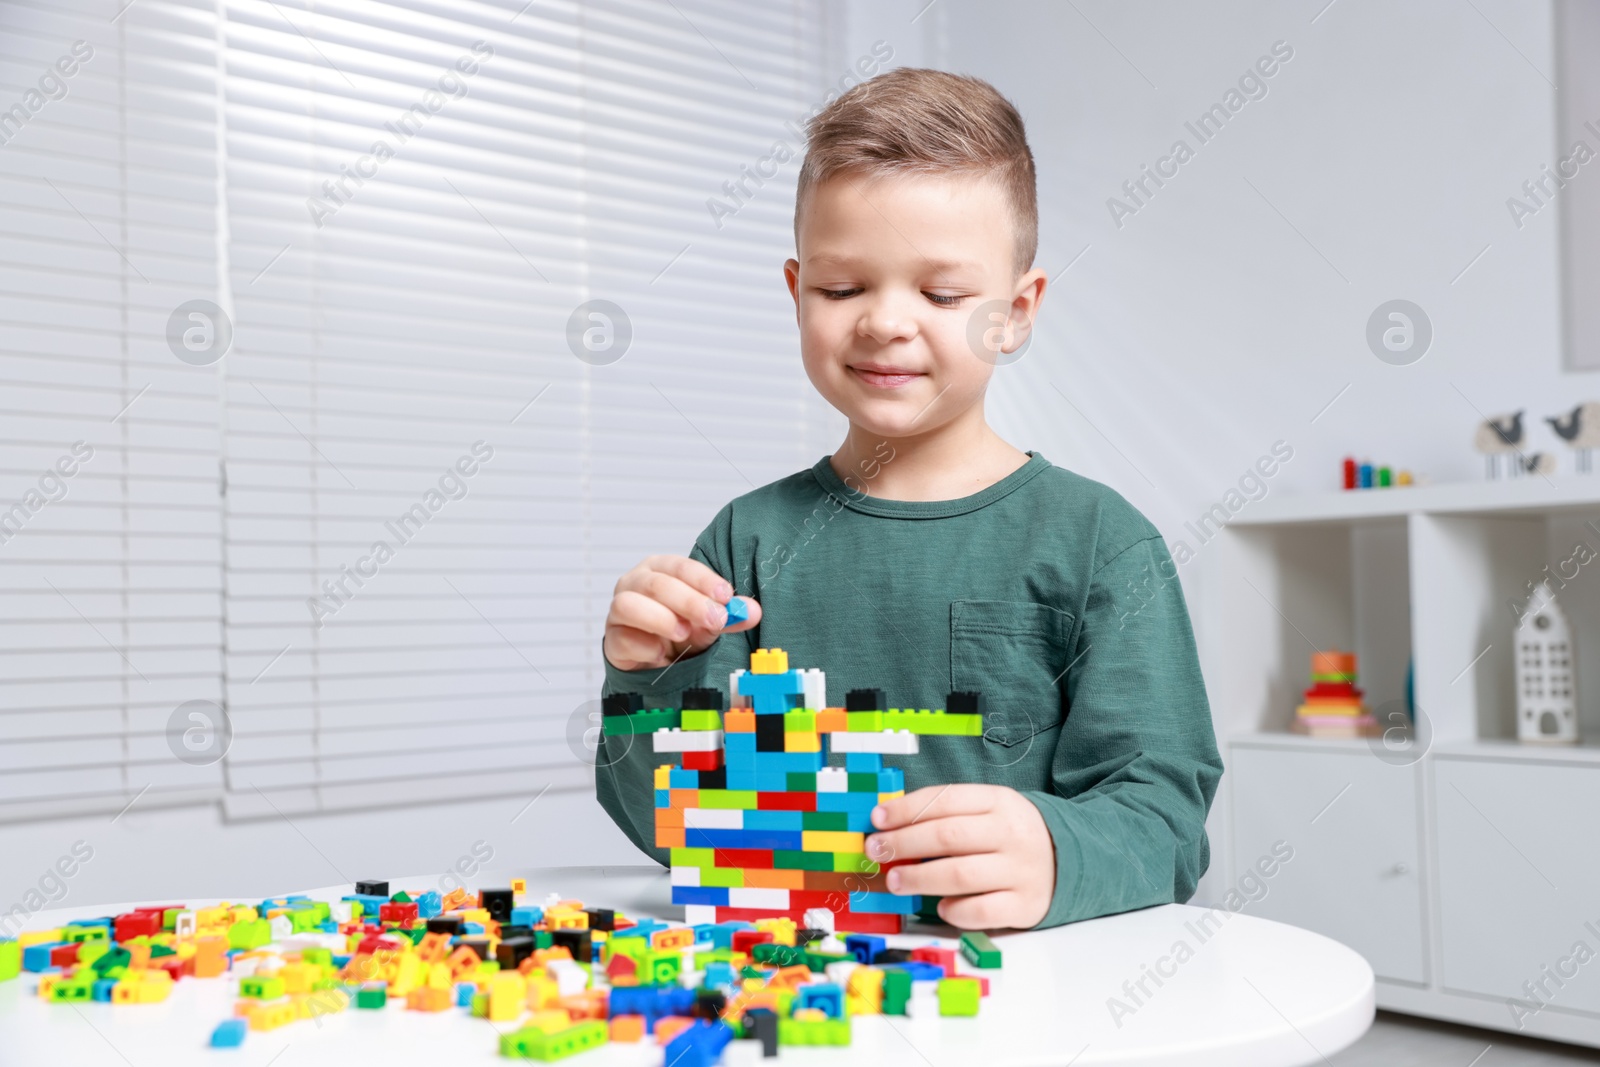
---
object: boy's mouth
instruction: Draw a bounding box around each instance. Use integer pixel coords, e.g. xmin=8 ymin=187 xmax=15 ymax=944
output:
xmin=849 ymin=362 xmax=925 ymax=389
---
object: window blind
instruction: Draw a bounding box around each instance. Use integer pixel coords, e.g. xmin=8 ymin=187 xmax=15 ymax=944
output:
xmin=217 ymin=0 xmax=836 ymax=816
xmin=0 ymin=0 xmax=226 ymax=822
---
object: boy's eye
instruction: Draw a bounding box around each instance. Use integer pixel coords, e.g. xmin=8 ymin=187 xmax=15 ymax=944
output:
xmin=924 ymin=292 xmax=963 ymax=307
xmin=819 ymin=288 xmax=860 ymax=300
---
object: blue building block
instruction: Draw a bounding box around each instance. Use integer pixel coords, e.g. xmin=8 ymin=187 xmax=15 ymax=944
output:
xmin=845 ymin=753 xmax=883 ymax=773
xmin=725 ymin=771 xmax=759 ymax=791
xmin=743 ymin=810 xmax=803 ymax=831
xmin=211 ymin=1019 xmax=248 ymax=1048
xmin=843 ymin=809 xmax=874 ymax=832
xmin=663 ymin=1020 xmax=735 ymax=1067
xmin=655 ymin=789 xmax=671 ymax=808
xmin=510 ymin=906 xmax=543 ymax=926
xmin=736 ymin=671 xmax=805 ymax=716
xmin=415 ymin=891 xmax=443 ymax=919
xmin=22 ymin=943 xmax=62 ymax=972
xmin=456 ymin=982 xmax=475 ymax=1007
xmin=703 ymin=961 xmax=736 ymax=988
xmin=609 ymin=985 xmax=696 ymax=1023
xmin=91 ymin=979 xmax=116 ymax=1002
xmin=882 ymin=960 xmax=946 ymax=982
xmin=671 ymin=886 xmax=730 ymax=907
xmin=797 ymin=983 xmax=843 ymax=1018
xmin=850 ymin=892 xmax=918 ymax=915
xmin=816 ymin=792 xmax=878 ymax=813
xmin=685 ymin=828 xmax=804 ymax=851
xmin=692 ymin=921 xmax=754 ymax=950
xmin=755 ymin=772 xmax=790 ymax=792
xmin=723 ymin=597 xmax=748 ymax=625
xmin=462 ymin=922 xmax=485 ymax=935
xmin=878 ymin=767 xmax=905 ymax=792
xmin=844 ymin=934 xmax=885 ymax=965
xmin=670 ymin=768 xmax=699 ymax=789
xmin=725 ymin=733 xmax=756 ymax=753
xmin=610 ymin=919 xmax=668 ymax=942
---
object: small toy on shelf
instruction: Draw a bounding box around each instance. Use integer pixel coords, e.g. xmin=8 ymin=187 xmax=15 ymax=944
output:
xmin=1341 ymin=457 xmax=1414 ymax=490
xmin=1474 ymin=410 xmax=1525 ymax=480
xmin=1291 ymin=650 xmax=1381 ymax=738
xmin=1546 ymin=403 xmax=1600 ymax=473
xmin=1515 ymin=580 xmax=1579 ymax=744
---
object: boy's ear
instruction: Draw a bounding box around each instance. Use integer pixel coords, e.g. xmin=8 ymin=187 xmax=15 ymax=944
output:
xmin=783 ymin=258 xmax=802 ymax=311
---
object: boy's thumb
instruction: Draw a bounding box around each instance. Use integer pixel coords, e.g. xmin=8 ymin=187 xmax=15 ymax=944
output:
xmin=723 ymin=596 xmax=761 ymax=632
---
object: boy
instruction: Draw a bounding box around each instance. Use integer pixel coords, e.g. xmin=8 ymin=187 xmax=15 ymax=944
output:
xmin=598 ymin=68 xmax=1222 ymax=930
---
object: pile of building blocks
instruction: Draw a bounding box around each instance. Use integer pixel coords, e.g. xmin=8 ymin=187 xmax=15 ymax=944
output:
xmin=605 ymin=647 xmax=986 ymax=936
xmin=3 ymin=875 xmax=1001 ymax=1063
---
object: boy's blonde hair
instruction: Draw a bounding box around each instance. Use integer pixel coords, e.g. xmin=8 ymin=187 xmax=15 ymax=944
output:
xmin=796 ymin=67 xmax=1038 ymax=277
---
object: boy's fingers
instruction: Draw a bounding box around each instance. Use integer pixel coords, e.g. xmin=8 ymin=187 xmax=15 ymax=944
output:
xmin=871 ymin=784 xmax=995 ymax=831
xmin=883 ymin=853 xmax=1010 ymax=898
xmin=645 ymin=554 xmax=734 ymax=603
xmin=602 ymin=623 xmax=668 ymax=669
xmin=608 ymin=588 xmax=693 ymax=643
xmin=866 ymin=813 xmax=995 ymax=864
xmin=621 ymin=573 xmax=728 ymax=639
xmin=936 ymin=890 xmax=1026 ymax=931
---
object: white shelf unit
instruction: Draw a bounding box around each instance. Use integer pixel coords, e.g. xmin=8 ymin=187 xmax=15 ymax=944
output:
xmin=1214 ymin=479 xmax=1600 ymax=1049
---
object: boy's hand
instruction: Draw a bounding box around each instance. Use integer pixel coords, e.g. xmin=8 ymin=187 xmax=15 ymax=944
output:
xmin=867 ymin=784 xmax=1055 ymax=930
xmin=603 ymin=555 xmax=760 ymax=672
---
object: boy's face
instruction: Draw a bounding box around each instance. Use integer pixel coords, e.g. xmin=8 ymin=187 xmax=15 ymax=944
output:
xmin=785 ymin=171 xmax=1045 ymax=440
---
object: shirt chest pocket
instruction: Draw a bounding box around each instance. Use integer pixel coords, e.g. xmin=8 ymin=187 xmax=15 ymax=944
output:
xmin=950 ymin=599 xmax=1075 ymax=748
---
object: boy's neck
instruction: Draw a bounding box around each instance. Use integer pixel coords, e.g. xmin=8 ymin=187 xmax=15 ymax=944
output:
xmin=830 ymin=410 xmax=1031 ymax=503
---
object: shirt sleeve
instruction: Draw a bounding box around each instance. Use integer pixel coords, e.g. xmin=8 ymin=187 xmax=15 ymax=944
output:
xmin=594 ymin=504 xmax=756 ymax=864
xmin=1021 ymin=535 xmax=1224 ymax=928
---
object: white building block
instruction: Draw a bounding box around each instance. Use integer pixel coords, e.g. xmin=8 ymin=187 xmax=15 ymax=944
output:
xmin=825 ymin=960 xmax=860 ymax=987
xmin=653 ymin=728 xmax=724 ymax=752
xmin=799 ymin=667 xmax=827 ymax=712
xmin=818 ymin=935 xmax=847 ymax=955
xmin=802 ymin=907 xmax=834 ymax=934
xmin=671 ymin=866 xmax=701 ymax=887
xmin=722 ymin=1040 xmax=764 ymax=1067
xmin=548 ymin=958 xmax=588 ymax=996
xmin=816 ymin=767 xmax=848 ymax=793
xmin=683 ymin=904 xmax=717 ymax=927
xmin=684 ymin=808 xmax=742 ymax=830
xmin=828 ymin=730 xmax=918 ymax=754
xmin=729 ymin=669 xmax=750 ymax=707
xmin=728 ymin=887 xmax=790 ymax=910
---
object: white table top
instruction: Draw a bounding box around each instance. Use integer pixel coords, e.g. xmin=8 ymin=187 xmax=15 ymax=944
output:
xmin=0 ymin=865 xmax=1373 ymax=1067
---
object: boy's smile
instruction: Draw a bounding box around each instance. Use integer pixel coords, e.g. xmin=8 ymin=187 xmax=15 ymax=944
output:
xmin=784 ymin=170 xmax=1046 ymax=449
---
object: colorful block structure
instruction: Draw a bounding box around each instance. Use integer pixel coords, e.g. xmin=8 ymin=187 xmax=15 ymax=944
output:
xmin=605 ymin=648 xmax=985 ymax=935
xmin=1292 ymin=650 xmax=1380 ymax=738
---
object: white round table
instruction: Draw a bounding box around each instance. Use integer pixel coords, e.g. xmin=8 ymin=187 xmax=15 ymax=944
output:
xmin=0 ymin=865 xmax=1373 ymax=1067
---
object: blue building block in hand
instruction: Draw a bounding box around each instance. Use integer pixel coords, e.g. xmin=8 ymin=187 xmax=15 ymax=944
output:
xmin=723 ymin=596 xmax=748 ymax=627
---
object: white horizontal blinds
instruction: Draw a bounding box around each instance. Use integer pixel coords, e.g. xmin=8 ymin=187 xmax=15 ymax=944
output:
xmin=0 ymin=0 xmax=225 ymax=820
xmin=218 ymin=0 xmax=829 ymax=816
xmin=579 ymin=0 xmax=829 ymax=599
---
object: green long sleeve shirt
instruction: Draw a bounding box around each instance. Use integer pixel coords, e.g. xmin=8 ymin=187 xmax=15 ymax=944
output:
xmin=597 ymin=450 xmax=1223 ymax=929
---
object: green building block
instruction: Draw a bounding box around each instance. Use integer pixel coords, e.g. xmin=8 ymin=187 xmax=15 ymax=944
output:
xmin=289 ymin=908 xmax=323 ymax=933
xmin=778 ymin=1016 xmax=851 ymax=1045
xmin=786 ymin=772 xmax=816 ymax=792
xmin=62 ymin=924 xmax=108 ymax=944
xmin=356 ymin=984 xmax=388 ymax=1009
xmin=647 ymin=953 xmax=680 ymax=985
xmin=302 ymin=948 xmax=333 ymax=968
xmin=500 ymin=1019 xmax=608 ymax=1060
xmin=960 ymin=931 xmax=1002 ymax=968
xmin=773 ymin=850 xmax=833 ymax=872
xmin=846 ymin=773 xmax=878 ymax=792
xmin=49 ymin=975 xmax=95 ymax=1002
xmin=240 ymin=976 xmax=285 ymax=1000
xmin=700 ymin=867 xmax=743 ymax=889
xmin=681 ymin=709 xmax=721 ymax=731
xmin=149 ymin=944 xmax=176 ymax=958
xmin=937 ymin=977 xmax=981 ymax=1016
xmin=391 ymin=890 xmax=411 ymax=903
xmin=671 ymin=847 xmax=717 ymax=868
xmin=228 ymin=918 xmax=271 ymax=951
xmin=800 ymin=811 xmax=848 ymax=831
xmin=90 ymin=948 xmax=130 ymax=977
xmin=75 ymin=942 xmax=109 ymax=968
xmin=783 ymin=709 xmax=815 ymax=733
xmin=751 ymin=942 xmax=805 ymax=967
xmin=883 ymin=710 xmax=982 ymax=735
xmin=832 ymin=852 xmax=877 ymax=874
xmin=602 ymin=708 xmax=681 ymax=736
xmin=1 ymin=939 xmax=22 ymax=982
xmin=845 ymin=711 xmax=883 ymax=731
xmin=695 ymin=790 xmax=758 ymax=810
xmin=882 ymin=968 xmax=911 ymax=1015
xmin=802 ymin=949 xmax=852 ymax=973
xmin=534 ymin=931 xmax=553 ymax=950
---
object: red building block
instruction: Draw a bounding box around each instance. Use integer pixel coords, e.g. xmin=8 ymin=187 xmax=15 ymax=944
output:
xmin=682 ymin=750 xmax=722 ymax=772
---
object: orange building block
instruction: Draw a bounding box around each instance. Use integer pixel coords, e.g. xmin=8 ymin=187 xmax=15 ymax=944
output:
xmin=816 ymin=708 xmax=847 ymax=733
xmin=655 ymin=807 xmax=684 ymax=829
xmin=743 ymin=868 xmax=805 ymax=890
xmin=668 ymin=789 xmax=699 ymax=809
xmin=655 ymin=827 xmax=686 ymax=849
xmin=610 ymin=1014 xmax=646 ymax=1043
xmin=724 ymin=709 xmax=755 ymax=733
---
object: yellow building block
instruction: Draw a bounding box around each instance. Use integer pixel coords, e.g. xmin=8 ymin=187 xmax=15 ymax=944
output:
xmin=654 ymin=764 xmax=672 ymax=789
xmin=784 ymin=730 xmax=821 ymax=753
xmin=878 ymin=791 xmax=904 ymax=804
xmin=754 ymin=917 xmax=796 ymax=947
xmin=527 ymin=1008 xmax=573 ymax=1032
xmin=18 ymin=930 xmax=63 ymax=948
xmin=511 ymin=878 xmax=527 ymax=895
xmin=489 ymin=972 xmax=528 ymax=1022
xmin=527 ymin=975 xmax=561 ymax=1010
xmin=750 ymin=648 xmax=789 ymax=674
xmin=802 ymin=831 xmax=865 ymax=854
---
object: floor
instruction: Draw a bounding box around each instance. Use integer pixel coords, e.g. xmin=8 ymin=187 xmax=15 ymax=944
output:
xmin=1329 ymin=1012 xmax=1600 ymax=1065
